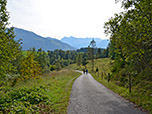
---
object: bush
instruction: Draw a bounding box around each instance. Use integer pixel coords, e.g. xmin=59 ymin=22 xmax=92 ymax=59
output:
xmin=50 ymin=65 xmax=56 ymax=71
xmin=0 ymin=86 xmax=51 ymax=113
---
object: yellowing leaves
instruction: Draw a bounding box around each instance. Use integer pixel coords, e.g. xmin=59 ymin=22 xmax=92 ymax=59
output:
xmin=20 ymin=51 xmax=42 ymax=79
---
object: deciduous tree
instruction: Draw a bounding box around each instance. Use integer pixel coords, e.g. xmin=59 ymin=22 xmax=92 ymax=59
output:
xmin=88 ymin=39 xmax=96 ymax=72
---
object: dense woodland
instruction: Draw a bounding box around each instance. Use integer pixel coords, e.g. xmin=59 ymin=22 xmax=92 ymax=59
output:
xmin=104 ymin=0 xmax=152 ymax=93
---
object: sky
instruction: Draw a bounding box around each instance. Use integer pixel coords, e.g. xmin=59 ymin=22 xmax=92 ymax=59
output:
xmin=7 ymin=0 xmax=123 ymax=40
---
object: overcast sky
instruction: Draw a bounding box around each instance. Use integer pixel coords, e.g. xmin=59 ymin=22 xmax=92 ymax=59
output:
xmin=7 ymin=0 xmax=122 ymax=39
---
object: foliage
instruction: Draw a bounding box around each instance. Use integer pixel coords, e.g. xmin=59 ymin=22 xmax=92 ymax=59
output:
xmin=55 ymin=61 xmax=62 ymax=71
xmin=47 ymin=49 xmax=78 ymax=70
xmin=82 ymin=53 xmax=88 ymax=68
xmin=86 ymin=58 xmax=152 ymax=113
xmin=103 ymin=0 xmax=152 ymax=112
xmin=0 ymin=0 xmax=21 ymax=79
xmin=76 ymin=53 xmax=82 ymax=66
xmin=46 ymin=48 xmax=108 ymax=70
xmin=35 ymin=48 xmax=50 ymax=73
xmin=0 ymin=70 xmax=81 ymax=113
xmin=50 ymin=65 xmax=56 ymax=71
xmin=20 ymin=51 xmax=42 ymax=79
xmin=88 ymin=39 xmax=96 ymax=72
xmin=96 ymin=48 xmax=102 ymax=58
xmin=104 ymin=0 xmax=152 ymax=86
xmin=0 ymin=86 xmax=50 ymax=113
xmin=48 ymin=50 xmax=76 ymax=65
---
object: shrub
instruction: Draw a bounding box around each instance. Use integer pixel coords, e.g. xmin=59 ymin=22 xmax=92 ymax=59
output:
xmin=0 ymin=86 xmax=51 ymax=113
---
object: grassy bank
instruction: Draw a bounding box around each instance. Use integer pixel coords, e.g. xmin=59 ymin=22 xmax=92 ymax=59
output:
xmin=0 ymin=70 xmax=80 ymax=113
xmin=76 ymin=58 xmax=151 ymax=114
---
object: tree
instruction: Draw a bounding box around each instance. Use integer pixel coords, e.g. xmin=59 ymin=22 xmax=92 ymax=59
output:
xmin=55 ymin=61 xmax=61 ymax=71
xmin=104 ymin=0 xmax=152 ymax=91
xmin=0 ymin=0 xmax=21 ymax=79
xmin=76 ymin=53 xmax=82 ymax=66
xmin=108 ymin=42 xmax=115 ymax=60
xmin=88 ymin=39 xmax=96 ymax=72
xmin=20 ymin=51 xmax=41 ymax=79
xmin=35 ymin=48 xmax=50 ymax=73
xmin=82 ymin=53 xmax=88 ymax=68
xmin=96 ymin=48 xmax=102 ymax=59
xmin=101 ymin=49 xmax=109 ymax=58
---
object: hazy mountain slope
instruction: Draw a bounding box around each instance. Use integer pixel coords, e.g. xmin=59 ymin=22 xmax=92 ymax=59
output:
xmin=14 ymin=28 xmax=76 ymax=51
xmin=61 ymin=36 xmax=109 ymax=49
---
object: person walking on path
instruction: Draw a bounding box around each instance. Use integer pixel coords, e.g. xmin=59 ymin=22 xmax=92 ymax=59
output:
xmin=83 ymin=69 xmax=85 ymax=74
xmin=86 ymin=69 xmax=88 ymax=74
xmin=96 ymin=67 xmax=99 ymax=76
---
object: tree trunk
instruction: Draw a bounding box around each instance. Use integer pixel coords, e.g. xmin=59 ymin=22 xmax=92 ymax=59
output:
xmin=129 ymin=73 xmax=131 ymax=93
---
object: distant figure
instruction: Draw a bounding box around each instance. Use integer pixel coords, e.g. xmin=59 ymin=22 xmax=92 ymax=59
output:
xmin=108 ymin=73 xmax=111 ymax=83
xmin=83 ymin=69 xmax=85 ymax=74
xmin=96 ymin=67 xmax=99 ymax=76
xmin=96 ymin=67 xmax=98 ymax=72
xmin=86 ymin=69 xmax=88 ymax=74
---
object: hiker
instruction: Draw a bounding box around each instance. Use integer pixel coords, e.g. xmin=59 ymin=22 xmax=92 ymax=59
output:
xmin=96 ymin=67 xmax=99 ymax=76
xmin=96 ymin=67 xmax=98 ymax=72
xmin=83 ymin=69 xmax=85 ymax=74
xmin=86 ymin=69 xmax=88 ymax=74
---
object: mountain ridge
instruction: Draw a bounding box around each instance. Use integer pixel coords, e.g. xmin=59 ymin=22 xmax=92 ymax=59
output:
xmin=14 ymin=27 xmax=76 ymax=51
xmin=61 ymin=36 xmax=109 ymax=49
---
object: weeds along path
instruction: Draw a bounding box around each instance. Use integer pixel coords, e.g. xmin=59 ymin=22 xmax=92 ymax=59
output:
xmin=67 ymin=72 xmax=146 ymax=114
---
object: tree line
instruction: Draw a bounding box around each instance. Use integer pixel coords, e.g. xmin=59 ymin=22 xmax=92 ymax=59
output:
xmin=104 ymin=0 xmax=152 ymax=92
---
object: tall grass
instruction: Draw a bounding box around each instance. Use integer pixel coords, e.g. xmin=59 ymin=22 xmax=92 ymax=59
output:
xmin=0 ymin=69 xmax=81 ymax=113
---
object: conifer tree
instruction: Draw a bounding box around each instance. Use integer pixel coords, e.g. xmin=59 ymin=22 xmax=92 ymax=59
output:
xmin=0 ymin=0 xmax=21 ymax=78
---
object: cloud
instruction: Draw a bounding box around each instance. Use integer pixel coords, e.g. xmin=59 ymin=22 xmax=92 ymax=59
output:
xmin=7 ymin=0 xmax=122 ymax=39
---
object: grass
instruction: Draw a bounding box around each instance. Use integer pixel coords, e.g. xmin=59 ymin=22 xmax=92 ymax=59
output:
xmin=0 ymin=69 xmax=81 ymax=113
xmin=65 ymin=63 xmax=84 ymax=71
xmin=80 ymin=58 xmax=151 ymax=114
xmin=92 ymin=75 xmax=152 ymax=113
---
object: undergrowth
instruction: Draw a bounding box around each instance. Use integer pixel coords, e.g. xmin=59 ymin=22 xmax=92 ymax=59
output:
xmin=0 ymin=70 xmax=80 ymax=113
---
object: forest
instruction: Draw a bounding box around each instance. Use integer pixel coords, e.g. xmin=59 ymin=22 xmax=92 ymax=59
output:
xmin=104 ymin=0 xmax=152 ymax=92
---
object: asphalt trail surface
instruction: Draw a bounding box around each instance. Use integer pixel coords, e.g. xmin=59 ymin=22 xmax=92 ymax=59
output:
xmin=67 ymin=71 xmax=146 ymax=114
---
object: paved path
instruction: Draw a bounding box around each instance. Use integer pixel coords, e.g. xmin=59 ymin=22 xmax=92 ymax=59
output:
xmin=67 ymin=72 xmax=146 ymax=114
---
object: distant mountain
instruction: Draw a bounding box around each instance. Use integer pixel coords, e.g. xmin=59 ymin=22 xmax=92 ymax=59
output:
xmin=14 ymin=28 xmax=76 ymax=51
xmin=61 ymin=36 xmax=109 ymax=49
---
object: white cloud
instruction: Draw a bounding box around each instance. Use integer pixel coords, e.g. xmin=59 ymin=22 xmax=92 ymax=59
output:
xmin=7 ymin=0 xmax=123 ymax=39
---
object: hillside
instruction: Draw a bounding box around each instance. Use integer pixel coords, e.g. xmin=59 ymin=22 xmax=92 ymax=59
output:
xmin=61 ymin=36 xmax=109 ymax=49
xmin=14 ymin=28 xmax=76 ymax=51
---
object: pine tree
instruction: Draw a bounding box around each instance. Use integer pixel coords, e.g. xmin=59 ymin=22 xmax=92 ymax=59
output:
xmin=0 ymin=0 xmax=21 ymax=78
